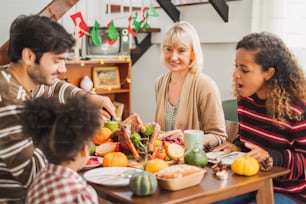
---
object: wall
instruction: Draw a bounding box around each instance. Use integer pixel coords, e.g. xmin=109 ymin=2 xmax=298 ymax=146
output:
xmin=132 ymin=0 xmax=252 ymax=121
xmin=0 ymin=0 xmax=50 ymax=43
xmin=0 ymin=0 xmax=252 ymax=122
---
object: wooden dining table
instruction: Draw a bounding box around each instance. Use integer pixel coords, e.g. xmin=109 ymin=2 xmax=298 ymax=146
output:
xmin=84 ymin=166 xmax=290 ymax=204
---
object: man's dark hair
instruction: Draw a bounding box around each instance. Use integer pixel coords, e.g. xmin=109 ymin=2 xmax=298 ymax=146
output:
xmin=8 ymin=15 xmax=75 ymax=64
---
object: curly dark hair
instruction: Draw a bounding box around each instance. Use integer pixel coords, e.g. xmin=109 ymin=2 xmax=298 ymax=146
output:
xmin=235 ymin=32 xmax=306 ymax=122
xmin=21 ymin=96 xmax=101 ymax=165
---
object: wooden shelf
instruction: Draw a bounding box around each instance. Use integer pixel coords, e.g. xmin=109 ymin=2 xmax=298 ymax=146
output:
xmin=137 ymin=28 xmax=161 ymax=33
xmin=61 ymin=59 xmax=132 ymax=119
xmin=95 ymin=88 xmax=130 ymax=95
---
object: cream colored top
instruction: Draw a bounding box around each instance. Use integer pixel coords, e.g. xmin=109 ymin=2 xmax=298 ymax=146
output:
xmin=166 ymin=98 xmax=180 ymax=131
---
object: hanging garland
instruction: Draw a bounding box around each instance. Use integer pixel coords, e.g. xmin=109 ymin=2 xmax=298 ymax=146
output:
xmin=68 ymin=4 xmax=159 ymax=89
xmin=70 ymin=3 xmax=159 ymax=45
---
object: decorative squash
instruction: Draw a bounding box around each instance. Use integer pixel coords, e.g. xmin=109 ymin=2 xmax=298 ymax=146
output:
xmin=93 ymin=127 xmax=112 ymax=145
xmin=231 ymin=156 xmax=259 ymax=176
xmin=129 ymin=171 xmax=157 ymax=196
xmin=103 ymin=152 xmax=128 ymax=167
xmin=184 ymin=144 xmax=208 ymax=167
xmin=144 ymin=159 xmax=168 ymax=173
xmin=104 ymin=120 xmax=119 ymax=131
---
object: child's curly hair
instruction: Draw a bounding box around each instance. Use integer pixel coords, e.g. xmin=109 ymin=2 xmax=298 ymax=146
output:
xmin=21 ymin=95 xmax=101 ymax=165
xmin=234 ymin=32 xmax=306 ymax=123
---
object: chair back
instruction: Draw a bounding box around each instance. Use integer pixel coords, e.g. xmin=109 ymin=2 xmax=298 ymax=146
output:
xmin=222 ymin=99 xmax=238 ymax=122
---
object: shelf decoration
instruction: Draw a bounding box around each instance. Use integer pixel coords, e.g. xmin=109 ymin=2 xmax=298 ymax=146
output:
xmin=80 ymin=76 xmax=93 ymax=91
xmin=70 ymin=11 xmax=89 ymax=37
xmin=127 ymin=5 xmax=159 ymax=37
xmin=92 ymin=66 xmax=121 ymax=90
xmin=70 ymin=11 xmax=89 ymax=61
xmin=91 ymin=20 xmax=101 ymax=46
xmin=69 ymin=57 xmax=131 ymax=92
xmin=70 ymin=4 xmax=159 ymax=48
xmin=106 ymin=20 xmax=120 ymax=45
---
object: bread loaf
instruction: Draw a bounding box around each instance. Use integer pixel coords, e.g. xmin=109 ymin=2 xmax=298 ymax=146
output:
xmin=156 ymin=164 xmax=202 ymax=180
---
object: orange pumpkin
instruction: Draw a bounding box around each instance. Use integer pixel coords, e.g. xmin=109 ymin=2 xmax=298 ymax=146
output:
xmin=92 ymin=127 xmax=112 ymax=145
xmin=103 ymin=152 xmax=128 ymax=167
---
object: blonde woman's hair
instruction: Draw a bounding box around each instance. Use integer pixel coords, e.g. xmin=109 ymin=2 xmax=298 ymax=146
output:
xmin=160 ymin=21 xmax=203 ymax=73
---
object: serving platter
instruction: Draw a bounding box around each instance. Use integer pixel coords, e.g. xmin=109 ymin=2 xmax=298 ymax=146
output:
xmin=84 ymin=167 xmax=141 ymax=187
xmin=206 ymin=151 xmax=245 ymax=165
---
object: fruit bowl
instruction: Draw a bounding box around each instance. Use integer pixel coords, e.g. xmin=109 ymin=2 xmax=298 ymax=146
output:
xmin=155 ymin=164 xmax=206 ymax=191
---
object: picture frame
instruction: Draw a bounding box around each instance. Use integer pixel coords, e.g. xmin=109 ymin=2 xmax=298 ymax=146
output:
xmin=93 ymin=66 xmax=120 ymax=89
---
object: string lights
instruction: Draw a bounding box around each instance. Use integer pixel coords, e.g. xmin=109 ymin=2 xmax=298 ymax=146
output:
xmin=76 ymin=56 xmax=132 ymax=92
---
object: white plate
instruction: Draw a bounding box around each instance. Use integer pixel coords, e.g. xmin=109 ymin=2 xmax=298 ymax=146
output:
xmin=206 ymin=151 xmax=245 ymax=165
xmin=83 ymin=167 xmax=141 ymax=187
xmin=82 ymin=156 xmax=103 ymax=170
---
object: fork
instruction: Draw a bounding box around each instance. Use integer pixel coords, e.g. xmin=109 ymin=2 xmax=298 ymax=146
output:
xmin=89 ymin=169 xmax=137 ymax=181
xmin=216 ymin=152 xmax=241 ymax=160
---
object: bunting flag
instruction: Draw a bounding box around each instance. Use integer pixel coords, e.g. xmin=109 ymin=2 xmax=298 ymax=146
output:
xmin=70 ymin=11 xmax=88 ymax=37
xmin=69 ymin=5 xmax=159 ymax=42
xmin=132 ymin=12 xmax=143 ymax=32
xmin=128 ymin=14 xmax=138 ymax=37
xmin=141 ymin=7 xmax=147 ymax=23
xmin=141 ymin=7 xmax=150 ymax=32
xmin=91 ymin=20 xmax=101 ymax=46
xmin=106 ymin=20 xmax=120 ymax=45
xmin=149 ymin=5 xmax=159 ymax=17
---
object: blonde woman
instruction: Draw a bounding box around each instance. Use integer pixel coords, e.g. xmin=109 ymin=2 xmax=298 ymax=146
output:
xmin=155 ymin=21 xmax=227 ymax=150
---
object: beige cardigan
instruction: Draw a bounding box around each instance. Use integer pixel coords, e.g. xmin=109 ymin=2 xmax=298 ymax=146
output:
xmin=155 ymin=71 xmax=227 ymax=148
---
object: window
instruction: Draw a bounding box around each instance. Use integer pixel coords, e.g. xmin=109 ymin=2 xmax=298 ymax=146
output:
xmin=252 ymin=0 xmax=306 ymax=72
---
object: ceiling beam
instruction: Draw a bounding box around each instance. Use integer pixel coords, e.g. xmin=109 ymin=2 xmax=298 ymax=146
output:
xmin=156 ymin=0 xmax=180 ymax=22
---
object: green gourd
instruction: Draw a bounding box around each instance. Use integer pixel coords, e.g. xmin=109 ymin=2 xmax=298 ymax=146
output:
xmin=129 ymin=171 xmax=157 ymax=196
xmin=184 ymin=144 xmax=208 ymax=167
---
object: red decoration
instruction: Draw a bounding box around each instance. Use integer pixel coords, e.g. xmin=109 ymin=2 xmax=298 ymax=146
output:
xmin=70 ymin=11 xmax=88 ymax=37
xmin=128 ymin=15 xmax=138 ymax=37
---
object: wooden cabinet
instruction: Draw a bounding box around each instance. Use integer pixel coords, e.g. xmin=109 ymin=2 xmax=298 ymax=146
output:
xmin=60 ymin=59 xmax=132 ymax=119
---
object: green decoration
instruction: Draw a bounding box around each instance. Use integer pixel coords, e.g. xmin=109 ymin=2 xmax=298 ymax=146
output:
xmin=91 ymin=20 xmax=100 ymax=46
xmin=144 ymin=9 xmax=149 ymax=20
xmin=131 ymin=12 xmax=141 ymax=32
xmin=142 ymin=22 xmax=150 ymax=32
xmin=106 ymin=20 xmax=119 ymax=41
xmin=133 ymin=20 xmax=143 ymax=32
xmin=149 ymin=5 xmax=159 ymax=17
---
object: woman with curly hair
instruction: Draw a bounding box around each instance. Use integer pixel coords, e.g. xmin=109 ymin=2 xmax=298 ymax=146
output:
xmin=214 ymin=32 xmax=306 ymax=204
xmin=21 ymin=96 xmax=101 ymax=204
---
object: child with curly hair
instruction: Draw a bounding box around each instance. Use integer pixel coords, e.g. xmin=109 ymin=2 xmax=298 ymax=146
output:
xmin=21 ymin=96 xmax=101 ymax=204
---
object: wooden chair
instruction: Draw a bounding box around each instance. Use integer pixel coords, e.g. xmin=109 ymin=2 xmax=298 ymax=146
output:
xmin=225 ymin=120 xmax=239 ymax=142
